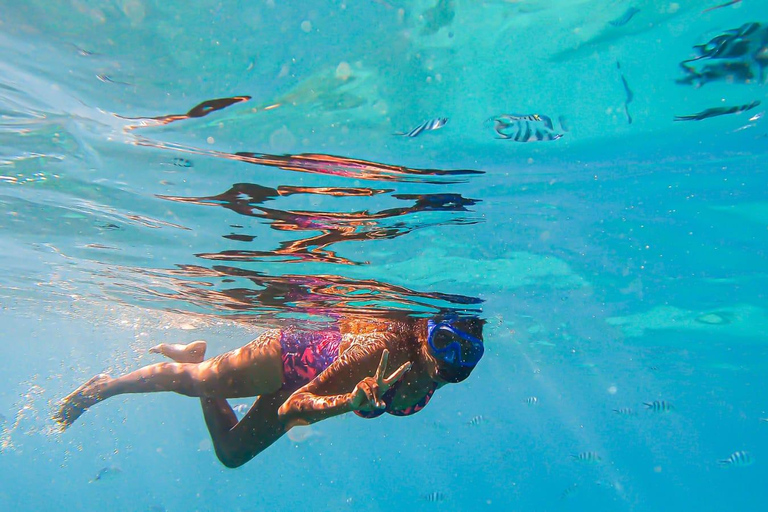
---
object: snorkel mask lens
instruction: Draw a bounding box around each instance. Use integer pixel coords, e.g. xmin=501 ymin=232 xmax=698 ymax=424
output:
xmin=427 ymin=318 xmax=485 ymax=368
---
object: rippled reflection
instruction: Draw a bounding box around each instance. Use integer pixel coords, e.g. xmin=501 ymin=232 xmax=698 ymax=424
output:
xmin=109 ymin=264 xmax=482 ymax=329
xmin=120 ymin=96 xmax=252 ymax=129
xmin=158 ymin=183 xmax=481 ymax=265
xmin=68 ymin=94 xmax=486 ymax=321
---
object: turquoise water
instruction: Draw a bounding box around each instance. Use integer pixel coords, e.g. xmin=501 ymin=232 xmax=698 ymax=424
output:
xmin=1 ymin=0 xmax=767 ymax=510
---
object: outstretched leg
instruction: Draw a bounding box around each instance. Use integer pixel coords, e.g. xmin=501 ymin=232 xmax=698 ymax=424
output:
xmin=55 ymin=331 xmax=284 ymax=429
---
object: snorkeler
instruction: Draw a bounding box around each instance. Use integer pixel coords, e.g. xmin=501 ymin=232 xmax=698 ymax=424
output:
xmin=55 ymin=314 xmax=484 ymax=468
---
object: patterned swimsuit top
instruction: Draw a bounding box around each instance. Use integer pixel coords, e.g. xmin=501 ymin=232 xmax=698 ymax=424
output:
xmin=353 ymin=378 xmax=438 ymax=419
xmin=279 ymin=329 xmax=437 ymax=418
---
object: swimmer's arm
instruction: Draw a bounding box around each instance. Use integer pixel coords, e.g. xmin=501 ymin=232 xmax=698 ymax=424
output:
xmin=277 ymin=343 xmax=382 ymax=426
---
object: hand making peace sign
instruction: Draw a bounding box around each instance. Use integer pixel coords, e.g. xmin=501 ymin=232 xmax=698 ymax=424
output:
xmin=350 ymin=349 xmax=412 ymax=412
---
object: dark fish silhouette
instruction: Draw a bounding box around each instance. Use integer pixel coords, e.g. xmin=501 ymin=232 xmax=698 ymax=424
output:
xmin=89 ymin=466 xmax=123 ymax=483
xmin=674 ymin=101 xmax=761 ymax=121
xmin=609 ymin=7 xmax=640 ymax=27
xmin=617 ymin=61 xmax=634 ymax=124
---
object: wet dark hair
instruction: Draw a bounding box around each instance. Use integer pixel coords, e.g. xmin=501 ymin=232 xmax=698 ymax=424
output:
xmin=430 ymin=314 xmax=486 ymax=383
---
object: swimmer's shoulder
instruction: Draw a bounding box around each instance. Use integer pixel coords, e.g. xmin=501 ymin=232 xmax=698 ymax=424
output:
xmin=337 ymin=317 xmax=416 ymax=353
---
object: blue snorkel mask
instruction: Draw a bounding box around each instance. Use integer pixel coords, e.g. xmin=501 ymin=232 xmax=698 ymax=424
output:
xmin=427 ymin=317 xmax=485 ymax=368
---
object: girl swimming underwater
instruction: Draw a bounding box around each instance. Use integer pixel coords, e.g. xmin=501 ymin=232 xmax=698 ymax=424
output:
xmin=56 ymin=314 xmax=484 ymax=468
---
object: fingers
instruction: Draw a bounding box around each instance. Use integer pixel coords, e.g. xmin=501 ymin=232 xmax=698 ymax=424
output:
xmin=383 ymin=361 xmax=412 ymax=386
xmin=358 ymin=379 xmax=385 ymax=410
xmin=375 ymin=349 xmax=390 ymax=381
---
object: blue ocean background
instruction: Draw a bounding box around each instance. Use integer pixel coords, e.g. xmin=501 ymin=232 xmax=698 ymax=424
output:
xmin=1 ymin=1 xmax=767 ymax=510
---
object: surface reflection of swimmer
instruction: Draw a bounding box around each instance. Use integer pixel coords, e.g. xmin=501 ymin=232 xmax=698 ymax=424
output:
xmin=121 ymin=96 xmax=251 ymax=128
xmin=674 ymin=100 xmax=760 ymax=121
xmin=55 ymin=314 xmax=485 ymax=468
xmin=160 ymin=184 xmax=480 ymax=264
xmin=677 ymin=22 xmax=768 ymax=86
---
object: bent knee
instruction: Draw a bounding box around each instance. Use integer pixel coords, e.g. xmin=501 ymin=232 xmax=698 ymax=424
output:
xmin=214 ymin=447 xmax=249 ymax=469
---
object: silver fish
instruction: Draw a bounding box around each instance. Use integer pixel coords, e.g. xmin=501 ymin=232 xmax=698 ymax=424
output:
xmin=524 ymin=396 xmax=539 ymax=406
xmin=396 ymin=117 xmax=448 ymax=137
xmin=719 ymin=450 xmax=754 ymax=467
xmin=572 ymin=451 xmax=602 ymax=463
xmin=644 ymin=400 xmax=674 ymax=412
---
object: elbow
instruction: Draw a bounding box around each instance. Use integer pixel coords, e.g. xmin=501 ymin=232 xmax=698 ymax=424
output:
xmin=277 ymin=400 xmax=292 ymax=420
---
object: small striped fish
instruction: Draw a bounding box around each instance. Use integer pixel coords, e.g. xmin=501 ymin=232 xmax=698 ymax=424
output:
xmin=613 ymin=407 xmax=635 ymax=416
xmin=560 ymin=483 xmax=578 ymax=500
xmin=524 ymin=396 xmax=539 ymax=406
xmin=572 ymin=451 xmax=602 ymax=464
xmin=489 ymin=113 xmax=554 ymax=130
xmin=644 ymin=400 xmax=674 ymax=412
xmin=423 ymin=491 xmax=445 ymax=503
xmin=171 ymin=157 xmax=193 ymax=168
xmin=396 ymin=117 xmax=448 ymax=137
xmin=467 ymin=415 xmax=486 ymax=426
xmin=487 ymin=113 xmax=563 ymax=142
xmin=719 ymin=450 xmax=753 ymax=467
xmin=232 ymin=403 xmax=249 ymax=417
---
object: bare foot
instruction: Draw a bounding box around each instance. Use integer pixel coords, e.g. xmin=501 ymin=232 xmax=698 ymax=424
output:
xmin=149 ymin=340 xmax=207 ymax=363
xmin=55 ymin=374 xmax=112 ymax=429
